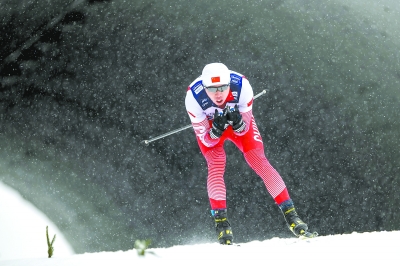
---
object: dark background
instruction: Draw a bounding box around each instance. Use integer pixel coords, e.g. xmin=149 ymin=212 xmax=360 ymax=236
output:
xmin=1 ymin=0 xmax=399 ymax=253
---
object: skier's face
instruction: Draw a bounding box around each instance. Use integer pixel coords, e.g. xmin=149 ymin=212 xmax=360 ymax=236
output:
xmin=205 ymin=85 xmax=230 ymax=107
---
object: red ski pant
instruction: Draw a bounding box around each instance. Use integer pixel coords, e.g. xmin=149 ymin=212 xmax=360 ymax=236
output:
xmin=197 ymin=117 xmax=290 ymax=210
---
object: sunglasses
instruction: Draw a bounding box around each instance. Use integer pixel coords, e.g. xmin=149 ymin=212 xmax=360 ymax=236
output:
xmin=205 ymin=84 xmax=230 ymax=93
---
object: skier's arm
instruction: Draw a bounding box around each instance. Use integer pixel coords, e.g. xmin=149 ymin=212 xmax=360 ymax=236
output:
xmin=233 ymin=109 xmax=253 ymax=136
xmin=191 ymin=118 xmax=220 ymax=147
xmin=185 ymin=90 xmax=220 ymax=147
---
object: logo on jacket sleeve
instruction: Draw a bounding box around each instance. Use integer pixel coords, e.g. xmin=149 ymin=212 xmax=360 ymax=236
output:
xmin=192 ymin=82 xmax=204 ymax=94
xmin=232 ymin=91 xmax=238 ymax=100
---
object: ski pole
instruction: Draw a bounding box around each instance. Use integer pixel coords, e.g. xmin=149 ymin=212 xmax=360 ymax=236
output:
xmin=142 ymin=89 xmax=267 ymax=145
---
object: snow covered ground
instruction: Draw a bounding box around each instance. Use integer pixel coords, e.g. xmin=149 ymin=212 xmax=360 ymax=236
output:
xmin=0 ymin=181 xmax=74 ymax=261
xmin=2 ymin=231 xmax=399 ymax=266
xmin=1 ymin=181 xmax=399 ymax=266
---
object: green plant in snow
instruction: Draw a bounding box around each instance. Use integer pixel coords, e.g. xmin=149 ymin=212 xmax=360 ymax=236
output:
xmin=134 ymin=239 xmax=151 ymax=256
xmin=46 ymin=226 xmax=56 ymax=258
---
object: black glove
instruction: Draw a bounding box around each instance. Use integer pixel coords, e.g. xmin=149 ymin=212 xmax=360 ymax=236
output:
xmin=210 ymin=108 xmax=228 ymax=139
xmin=227 ymin=104 xmax=245 ymax=133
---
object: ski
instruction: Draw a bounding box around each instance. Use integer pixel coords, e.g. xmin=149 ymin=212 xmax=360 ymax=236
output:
xmin=299 ymin=231 xmax=319 ymax=239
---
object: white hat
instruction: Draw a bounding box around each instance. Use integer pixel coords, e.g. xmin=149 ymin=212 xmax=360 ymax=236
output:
xmin=201 ymin=63 xmax=231 ymax=87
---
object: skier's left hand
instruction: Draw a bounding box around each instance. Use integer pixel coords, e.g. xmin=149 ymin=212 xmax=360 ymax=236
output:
xmin=226 ymin=105 xmax=245 ymax=132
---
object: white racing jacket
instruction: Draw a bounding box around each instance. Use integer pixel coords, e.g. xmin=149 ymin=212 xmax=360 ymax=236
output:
xmin=185 ymin=71 xmax=255 ymax=147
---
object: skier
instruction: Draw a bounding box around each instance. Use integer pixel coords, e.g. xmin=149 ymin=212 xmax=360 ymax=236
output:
xmin=185 ymin=62 xmax=317 ymax=245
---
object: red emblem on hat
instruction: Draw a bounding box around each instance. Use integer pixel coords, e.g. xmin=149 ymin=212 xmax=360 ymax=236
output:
xmin=211 ymin=76 xmax=220 ymax=83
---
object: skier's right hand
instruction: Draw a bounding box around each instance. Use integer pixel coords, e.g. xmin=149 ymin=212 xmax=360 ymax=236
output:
xmin=226 ymin=104 xmax=245 ymax=133
xmin=210 ymin=109 xmax=228 ymax=139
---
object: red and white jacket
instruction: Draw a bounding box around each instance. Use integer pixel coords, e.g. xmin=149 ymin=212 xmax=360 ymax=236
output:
xmin=185 ymin=71 xmax=254 ymax=147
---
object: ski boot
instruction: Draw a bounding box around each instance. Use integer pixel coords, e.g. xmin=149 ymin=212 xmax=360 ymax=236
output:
xmin=279 ymin=199 xmax=318 ymax=238
xmin=212 ymin=209 xmax=233 ymax=245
